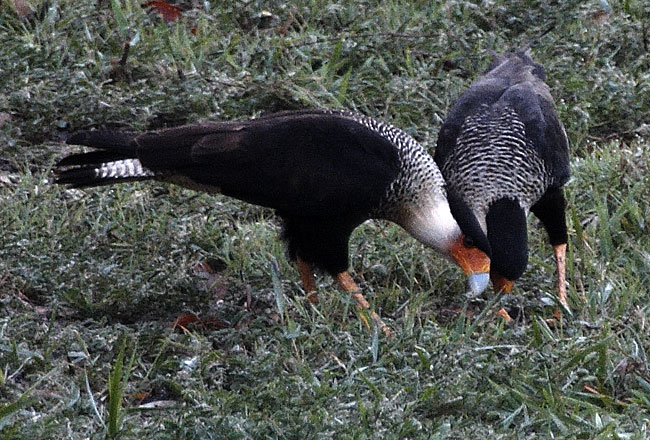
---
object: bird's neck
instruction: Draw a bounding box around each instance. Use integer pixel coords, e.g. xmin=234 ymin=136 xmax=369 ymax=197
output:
xmin=397 ymin=194 xmax=461 ymax=254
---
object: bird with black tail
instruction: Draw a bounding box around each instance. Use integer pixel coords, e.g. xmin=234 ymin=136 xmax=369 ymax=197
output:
xmin=54 ymin=109 xmax=492 ymax=337
xmin=435 ymin=51 xmax=570 ymax=312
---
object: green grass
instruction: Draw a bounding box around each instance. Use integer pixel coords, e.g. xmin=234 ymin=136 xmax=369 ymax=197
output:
xmin=2 ymin=0 xmax=650 ymax=438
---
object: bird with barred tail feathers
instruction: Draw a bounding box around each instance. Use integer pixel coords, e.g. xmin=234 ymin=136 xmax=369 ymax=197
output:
xmin=435 ymin=50 xmax=571 ymax=311
xmin=54 ymin=109 xmax=492 ymax=337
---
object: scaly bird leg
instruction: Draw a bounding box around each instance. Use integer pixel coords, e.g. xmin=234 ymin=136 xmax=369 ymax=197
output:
xmin=336 ymin=272 xmax=394 ymax=339
xmin=554 ymin=243 xmax=568 ymax=310
xmin=296 ymin=257 xmax=318 ymax=304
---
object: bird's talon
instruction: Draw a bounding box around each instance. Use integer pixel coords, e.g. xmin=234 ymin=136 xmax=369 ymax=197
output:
xmin=497 ymin=307 xmax=513 ymax=323
xmin=552 ymin=307 xmax=562 ymax=321
xmin=545 ymin=317 xmax=559 ymax=327
xmin=379 ymin=321 xmax=395 ymax=339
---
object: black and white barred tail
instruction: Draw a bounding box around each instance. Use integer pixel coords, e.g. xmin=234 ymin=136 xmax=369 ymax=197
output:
xmin=54 ymin=131 xmax=154 ymax=187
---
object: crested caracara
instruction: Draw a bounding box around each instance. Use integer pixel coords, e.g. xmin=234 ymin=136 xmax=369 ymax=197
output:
xmin=54 ymin=109 xmax=492 ymax=336
xmin=435 ymin=52 xmax=570 ymax=310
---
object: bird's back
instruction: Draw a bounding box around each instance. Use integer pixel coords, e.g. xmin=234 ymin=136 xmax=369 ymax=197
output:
xmin=57 ymin=110 xmax=444 ymax=220
xmin=435 ymin=51 xmax=570 ymax=216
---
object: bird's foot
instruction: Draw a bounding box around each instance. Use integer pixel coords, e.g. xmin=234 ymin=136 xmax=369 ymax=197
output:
xmin=336 ymin=272 xmax=394 ymax=339
xmin=496 ymin=308 xmax=513 ymax=323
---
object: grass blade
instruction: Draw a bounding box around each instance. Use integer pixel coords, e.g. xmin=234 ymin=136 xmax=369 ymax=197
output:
xmin=107 ymin=334 xmax=135 ymax=438
xmin=109 ymin=0 xmax=129 ymax=39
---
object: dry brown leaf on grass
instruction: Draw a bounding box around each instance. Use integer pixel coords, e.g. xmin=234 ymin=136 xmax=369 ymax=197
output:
xmin=143 ymin=1 xmax=182 ymax=23
xmin=170 ymin=312 xmax=228 ymax=331
xmin=193 ymin=261 xmax=229 ymax=302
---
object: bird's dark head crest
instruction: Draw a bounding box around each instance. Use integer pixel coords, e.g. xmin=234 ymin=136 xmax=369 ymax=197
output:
xmin=486 ymin=198 xmax=529 ymax=281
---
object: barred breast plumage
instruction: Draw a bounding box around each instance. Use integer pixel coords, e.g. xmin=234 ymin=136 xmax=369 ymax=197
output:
xmin=440 ymin=104 xmax=551 ymax=223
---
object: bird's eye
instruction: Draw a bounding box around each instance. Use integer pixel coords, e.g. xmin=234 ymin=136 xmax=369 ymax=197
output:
xmin=463 ymin=235 xmax=475 ymax=248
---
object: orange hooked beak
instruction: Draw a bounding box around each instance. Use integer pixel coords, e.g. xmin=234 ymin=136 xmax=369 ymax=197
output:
xmin=449 ymin=235 xmax=491 ymax=295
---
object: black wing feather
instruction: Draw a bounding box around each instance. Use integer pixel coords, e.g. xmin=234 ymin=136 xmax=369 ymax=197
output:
xmin=192 ymin=115 xmax=395 ymax=215
xmin=56 ymin=151 xmax=132 ymax=167
xmin=67 ymin=130 xmax=138 ymax=154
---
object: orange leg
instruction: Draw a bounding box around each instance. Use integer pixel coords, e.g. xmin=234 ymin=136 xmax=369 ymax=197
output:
xmin=497 ymin=308 xmax=513 ymax=323
xmin=336 ymin=272 xmax=394 ymax=339
xmin=554 ymin=243 xmax=569 ymax=310
xmin=296 ymin=257 xmax=318 ymax=304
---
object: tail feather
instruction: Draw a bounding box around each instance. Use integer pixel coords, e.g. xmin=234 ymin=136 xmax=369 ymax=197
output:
xmin=67 ymin=130 xmax=138 ymax=154
xmin=54 ymin=158 xmax=155 ymax=188
xmin=56 ymin=151 xmax=132 ymax=168
xmin=55 ymin=129 xmax=154 ymax=188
